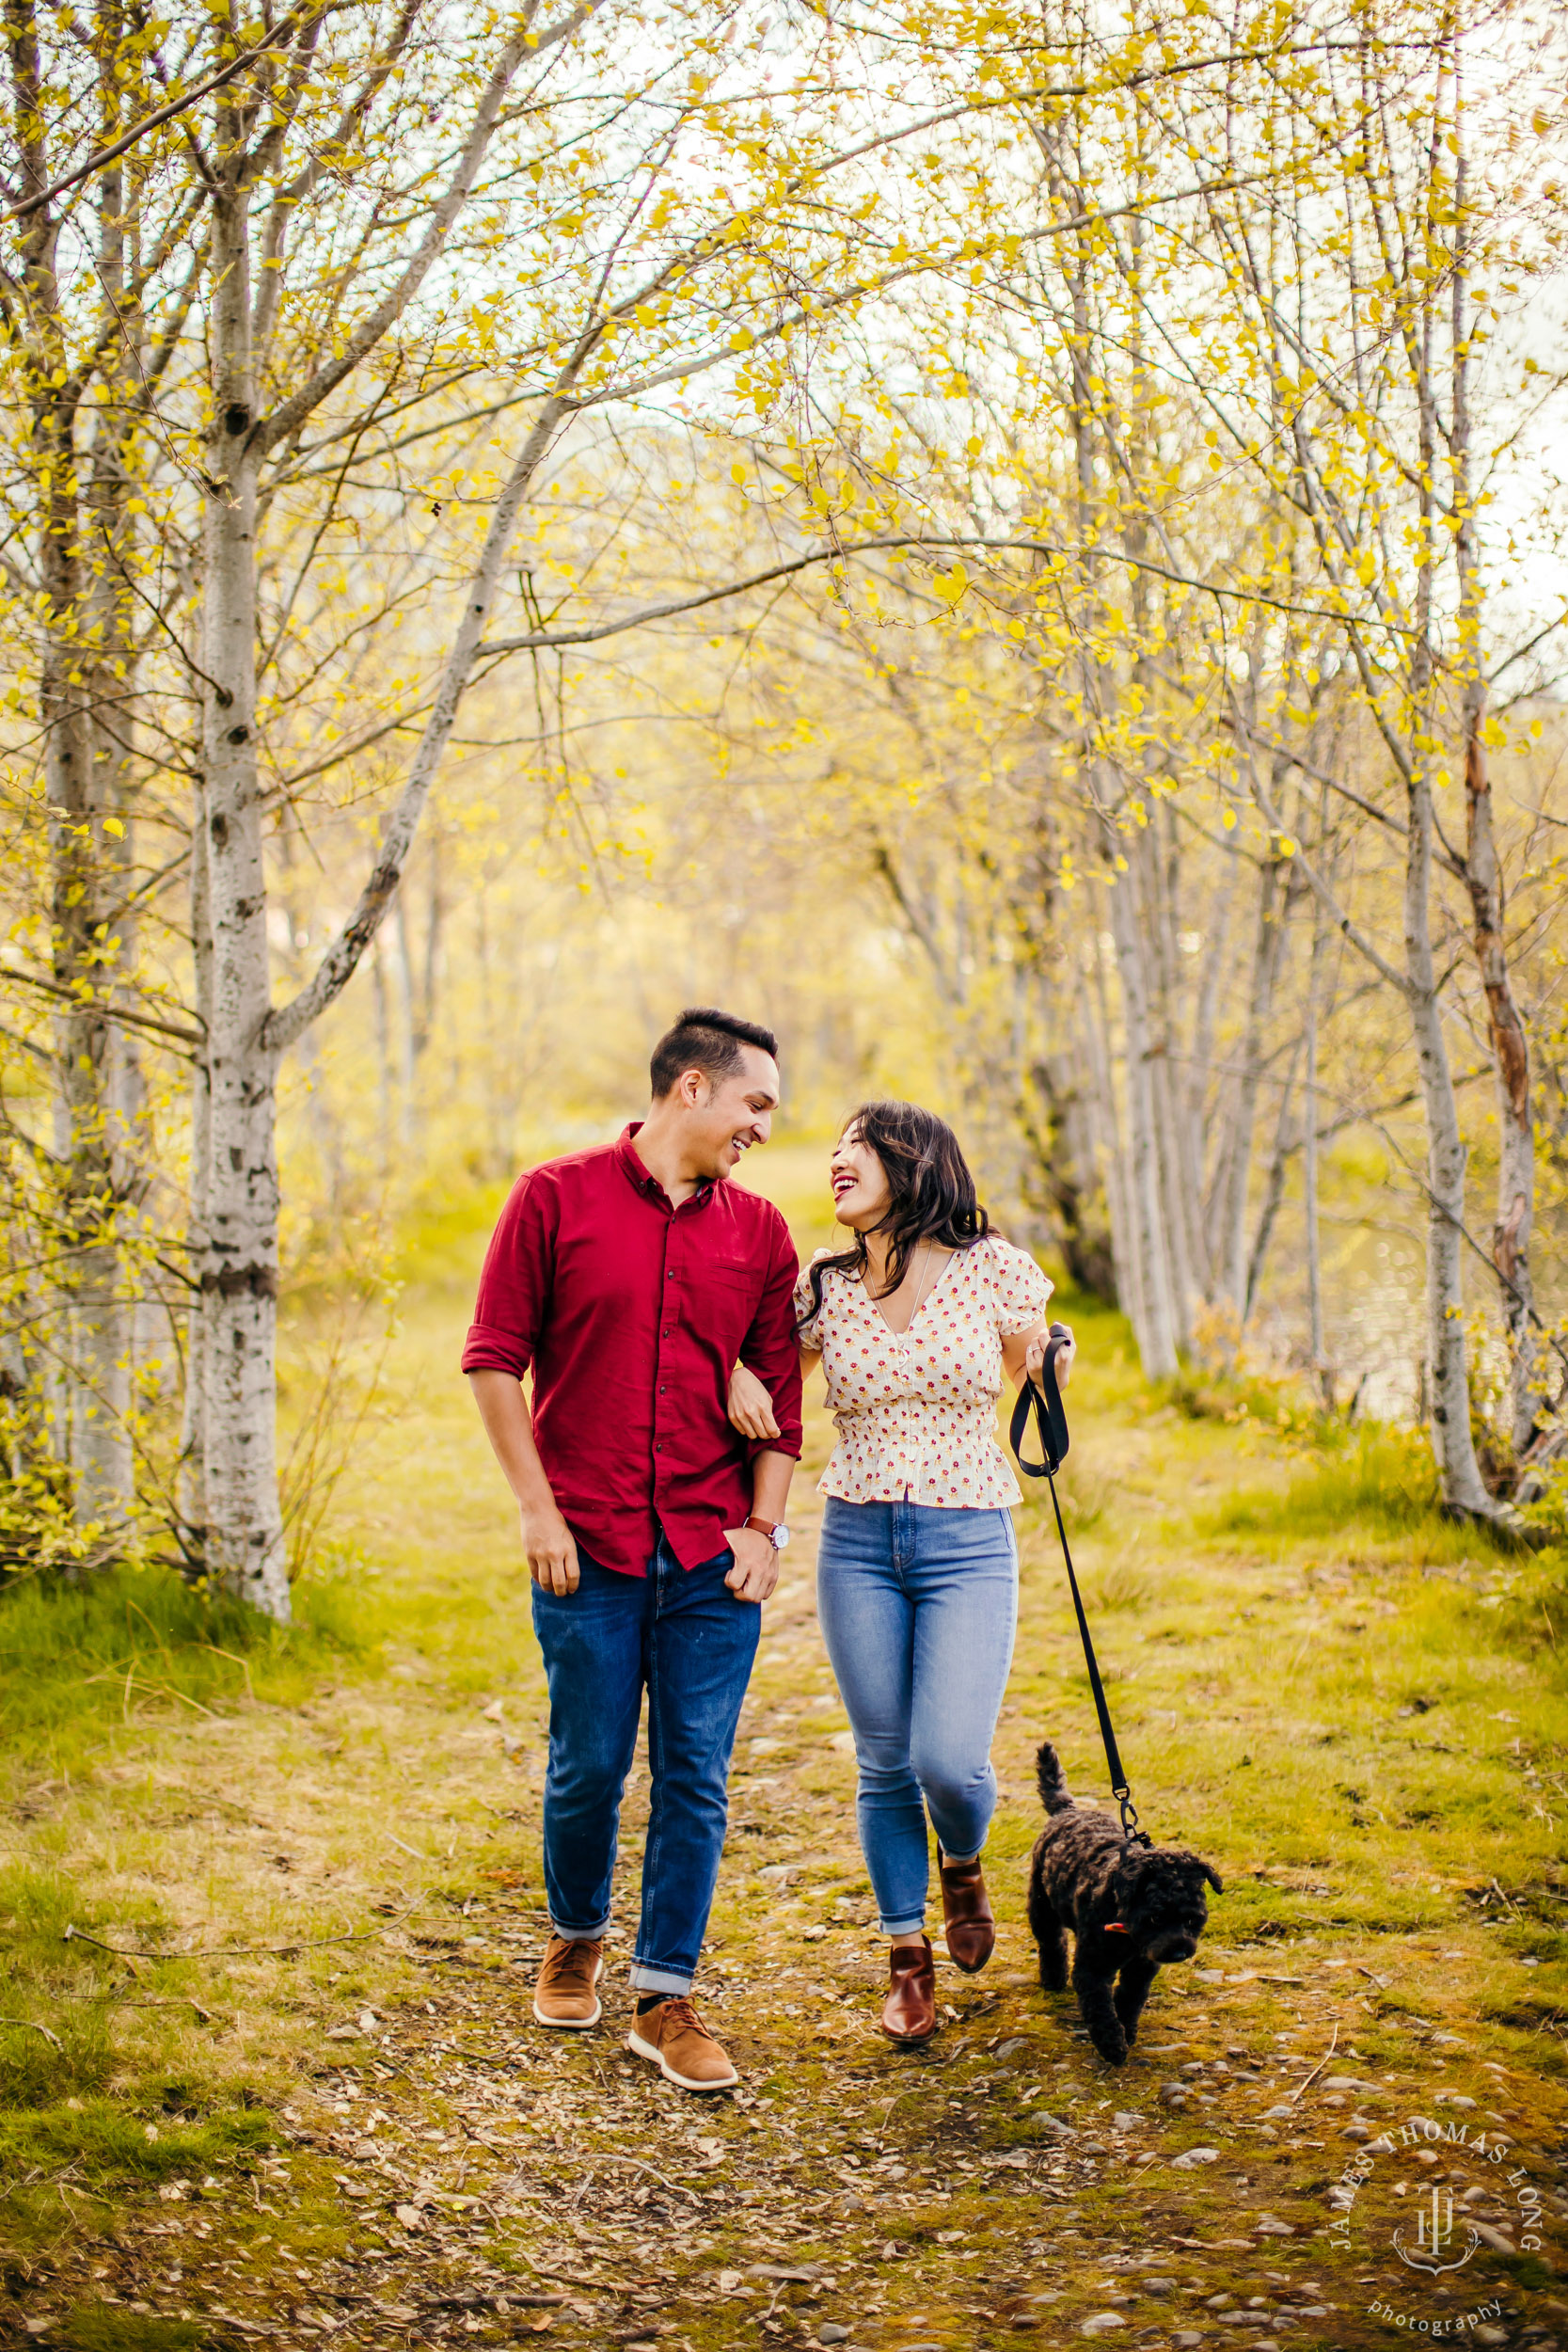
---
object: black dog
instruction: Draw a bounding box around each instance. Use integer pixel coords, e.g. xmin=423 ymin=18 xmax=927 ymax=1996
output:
xmin=1027 ymin=1742 xmax=1222 ymax=2066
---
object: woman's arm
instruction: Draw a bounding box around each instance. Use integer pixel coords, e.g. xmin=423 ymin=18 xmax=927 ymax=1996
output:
xmin=1002 ymin=1320 xmax=1075 ymax=1392
xmin=727 ymin=1343 xmax=821 ymax=1440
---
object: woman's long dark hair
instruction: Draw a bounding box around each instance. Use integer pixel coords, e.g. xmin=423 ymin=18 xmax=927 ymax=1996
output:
xmin=804 ymin=1100 xmax=990 ymax=1325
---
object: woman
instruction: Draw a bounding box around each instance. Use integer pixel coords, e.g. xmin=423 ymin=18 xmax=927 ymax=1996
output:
xmin=727 ymin=1101 xmax=1073 ymax=2045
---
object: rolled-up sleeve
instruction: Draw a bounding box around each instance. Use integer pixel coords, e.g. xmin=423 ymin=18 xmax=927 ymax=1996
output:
xmin=739 ymin=1213 xmax=804 ymax=1462
xmin=460 ymin=1171 xmax=554 ymax=1379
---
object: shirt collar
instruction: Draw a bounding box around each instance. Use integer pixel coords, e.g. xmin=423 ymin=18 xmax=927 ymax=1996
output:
xmin=615 ymin=1121 xmax=713 ymax=1211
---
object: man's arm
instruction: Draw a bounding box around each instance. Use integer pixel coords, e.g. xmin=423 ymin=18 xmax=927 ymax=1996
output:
xmin=467 ymin=1371 xmax=580 ymax=1595
xmin=724 ymin=1443 xmax=796 ymax=1603
xmin=722 ymin=1217 xmax=804 ymax=1603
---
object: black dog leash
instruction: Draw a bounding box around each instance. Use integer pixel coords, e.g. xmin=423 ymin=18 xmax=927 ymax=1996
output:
xmin=1010 ymin=1322 xmax=1150 ymax=1849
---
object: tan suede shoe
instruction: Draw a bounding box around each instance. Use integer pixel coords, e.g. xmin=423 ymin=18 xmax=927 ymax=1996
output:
xmin=532 ymin=1935 xmax=604 ymax=2028
xmin=626 ymin=1996 xmax=738 ymax=2091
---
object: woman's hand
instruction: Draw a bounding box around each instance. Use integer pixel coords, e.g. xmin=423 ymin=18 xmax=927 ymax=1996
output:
xmin=727 ymin=1360 xmax=781 ymax=1441
xmin=1024 ymin=1324 xmax=1076 ymax=1391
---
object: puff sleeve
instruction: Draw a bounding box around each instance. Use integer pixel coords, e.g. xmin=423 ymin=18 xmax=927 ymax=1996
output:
xmin=793 ymin=1248 xmax=834 ymax=1341
xmin=985 ymin=1236 xmax=1053 ymax=1334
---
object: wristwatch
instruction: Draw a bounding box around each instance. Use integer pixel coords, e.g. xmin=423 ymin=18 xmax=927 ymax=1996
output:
xmin=744 ymin=1516 xmax=790 ymax=1550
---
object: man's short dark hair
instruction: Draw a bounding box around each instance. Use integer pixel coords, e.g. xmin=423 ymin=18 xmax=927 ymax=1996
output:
xmin=649 ymin=1007 xmax=779 ymax=1099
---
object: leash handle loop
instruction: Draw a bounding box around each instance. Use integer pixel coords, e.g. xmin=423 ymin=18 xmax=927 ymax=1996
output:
xmin=1011 ymin=1320 xmax=1150 ymax=1848
xmin=1008 ymin=1323 xmax=1072 ymax=1477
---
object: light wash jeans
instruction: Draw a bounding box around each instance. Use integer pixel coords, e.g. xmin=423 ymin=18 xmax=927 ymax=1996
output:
xmin=815 ymin=1496 xmax=1018 ymax=1935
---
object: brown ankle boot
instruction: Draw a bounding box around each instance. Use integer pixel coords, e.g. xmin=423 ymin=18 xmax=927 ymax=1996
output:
xmin=938 ymin=1848 xmax=995 ymax=1973
xmin=881 ymin=1937 xmax=937 ymax=2043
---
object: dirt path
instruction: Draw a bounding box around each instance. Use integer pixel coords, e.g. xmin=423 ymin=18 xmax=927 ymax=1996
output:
xmin=2 ymin=1278 xmax=1564 ymax=2352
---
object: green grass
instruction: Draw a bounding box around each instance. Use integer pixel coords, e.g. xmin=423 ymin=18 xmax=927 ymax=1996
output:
xmin=0 ymin=1560 xmax=373 ymax=1761
xmin=60 ymin=2310 xmax=209 ymax=2352
xmin=0 ymin=1226 xmax=1562 ymax=2346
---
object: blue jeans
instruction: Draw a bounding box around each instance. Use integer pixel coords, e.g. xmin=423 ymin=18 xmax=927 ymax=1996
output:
xmin=530 ymin=1530 xmax=758 ymax=1994
xmin=816 ymin=1497 xmax=1018 ymax=1936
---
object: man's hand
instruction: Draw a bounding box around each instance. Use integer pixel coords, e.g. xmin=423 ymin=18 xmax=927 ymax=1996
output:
xmin=723 ymin=1525 xmax=779 ymax=1603
xmin=522 ymin=1503 xmax=579 ymax=1595
xmin=1024 ymin=1323 xmax=1076 ymax=1391
xmin=726 ymin=1361 xmax=780 ymax=1441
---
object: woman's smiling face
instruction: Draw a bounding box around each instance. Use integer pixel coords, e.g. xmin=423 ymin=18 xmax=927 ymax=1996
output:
xmin=830 ymin=1121 xmax=893 ymax=1232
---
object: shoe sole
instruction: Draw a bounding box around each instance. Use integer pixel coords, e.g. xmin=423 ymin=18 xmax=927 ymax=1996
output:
xmin=532 ymin=1994 xmax=602 ymax=2028
xmin=881 ymin=2020 xmax=938 ymax=2045
xmin=946 ymin=1941 xmax=995 ymax=1975
xmin=532 ymin=1952 xmax=603 ymax=2029
xmin=626 ymin=2026 xmax=737 ymax=2091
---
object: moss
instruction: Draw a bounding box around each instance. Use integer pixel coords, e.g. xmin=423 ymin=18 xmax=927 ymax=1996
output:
xmin=59 ymin=2307 xmax=209 ymax=2352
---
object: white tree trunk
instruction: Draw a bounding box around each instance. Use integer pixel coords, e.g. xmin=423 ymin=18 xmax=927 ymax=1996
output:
xmin=1404 ymin=767 xmax=1496 ymax=1518
xmin=179 ymin=806 xmax=213 ymax=1552
xmin=1303 ymin=876 xmax=1328 ymax=1398
xmin=1105 ymin=862 xmax=1179 ymax=1378
xmin=1084 ymin=931 xmax=1135 ymax=1316
xmin=1450 ymin=137 xmax=1537 ymax=1460
xmin=1215 ymin=851 xmax=1289 ymax=1313
xmin=198 ymin=165 xmax=290 ymax=1618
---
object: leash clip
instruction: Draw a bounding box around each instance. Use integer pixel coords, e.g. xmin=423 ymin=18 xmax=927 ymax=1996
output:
xmin=1117 ymin=1788 xmax=1152 ymax=1850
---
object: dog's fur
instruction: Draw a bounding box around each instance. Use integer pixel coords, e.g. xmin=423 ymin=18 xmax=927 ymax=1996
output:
xmin=1027 ymin=1742 xmax=1222 ymax=2066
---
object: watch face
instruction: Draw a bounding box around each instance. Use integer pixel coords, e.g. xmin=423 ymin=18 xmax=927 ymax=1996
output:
xmin=772 ymin=1525 xmax=790 ymax=1549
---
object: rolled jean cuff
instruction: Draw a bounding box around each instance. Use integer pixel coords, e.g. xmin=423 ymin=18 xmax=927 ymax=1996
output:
xmin=550 ymin=1914 xmax=612 ymax=1942
xmin=628 ymin=1960 xmax=693 ymax=1995
xmin=880 ymin=1914 xmax=927 ymax=1938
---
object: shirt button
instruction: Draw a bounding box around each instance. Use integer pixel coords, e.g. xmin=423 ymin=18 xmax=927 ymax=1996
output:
xmin=667 ymin=1269 xmax=675 ymax=1279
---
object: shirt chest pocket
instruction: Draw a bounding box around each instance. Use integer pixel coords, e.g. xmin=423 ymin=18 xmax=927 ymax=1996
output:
xmin=684 ymin=1256 xmax=763 ymax=1337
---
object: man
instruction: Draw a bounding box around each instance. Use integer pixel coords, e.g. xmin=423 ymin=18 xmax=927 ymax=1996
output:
xmin=464 ymin=1009 xmax=802 ymax=2092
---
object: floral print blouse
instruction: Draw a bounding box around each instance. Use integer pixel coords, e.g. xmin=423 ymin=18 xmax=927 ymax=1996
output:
xmin=793 ymin=1236 xmax=1053 ymax=1509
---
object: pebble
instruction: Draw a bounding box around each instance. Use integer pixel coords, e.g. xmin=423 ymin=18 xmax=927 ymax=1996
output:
xmin=1173 ymin=2337 xmax=1204 ymax=2349
xmin=1113 ymin=2111 xmax=1143 ymax=2131
xmin=818 ymin=2328 xmax=848 ymax=2345
xmin=1171 ymin=2146 xmax=1221 ymax=2169
xmin=1082 ymin=2318 xmax=1127 ymax=2338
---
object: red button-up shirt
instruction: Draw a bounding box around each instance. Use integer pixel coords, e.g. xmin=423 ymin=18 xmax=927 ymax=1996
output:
xmin=461 ymin=1125 xmax=803 ymax=1578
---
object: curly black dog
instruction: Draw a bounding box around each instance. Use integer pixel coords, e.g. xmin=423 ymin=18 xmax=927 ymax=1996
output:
xmin=1028 ymin=1742 xmax=1222 ymax=2067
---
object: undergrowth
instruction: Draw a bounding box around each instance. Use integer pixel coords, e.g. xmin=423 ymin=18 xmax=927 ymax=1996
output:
xmin=1204 ymin=1422 xmax=1446 ymax=1536
xmin=0 ymin=1560 xmax=375 ymax=1762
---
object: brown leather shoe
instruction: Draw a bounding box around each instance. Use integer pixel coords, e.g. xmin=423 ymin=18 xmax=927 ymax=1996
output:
xmin=626 ymin=1996 xmax=737 ymax=2091
xmin=881 ymin=1937 xmax=937 ymax=2043
xmin=939 ymin=1848 xmax=995 ymax=1973
xmin=532 ymin=1935 xmax=604 ymax=2028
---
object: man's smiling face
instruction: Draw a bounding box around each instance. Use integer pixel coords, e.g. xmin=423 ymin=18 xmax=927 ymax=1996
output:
xmin=684 ymin=1043 xmax=780 ymax=1181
